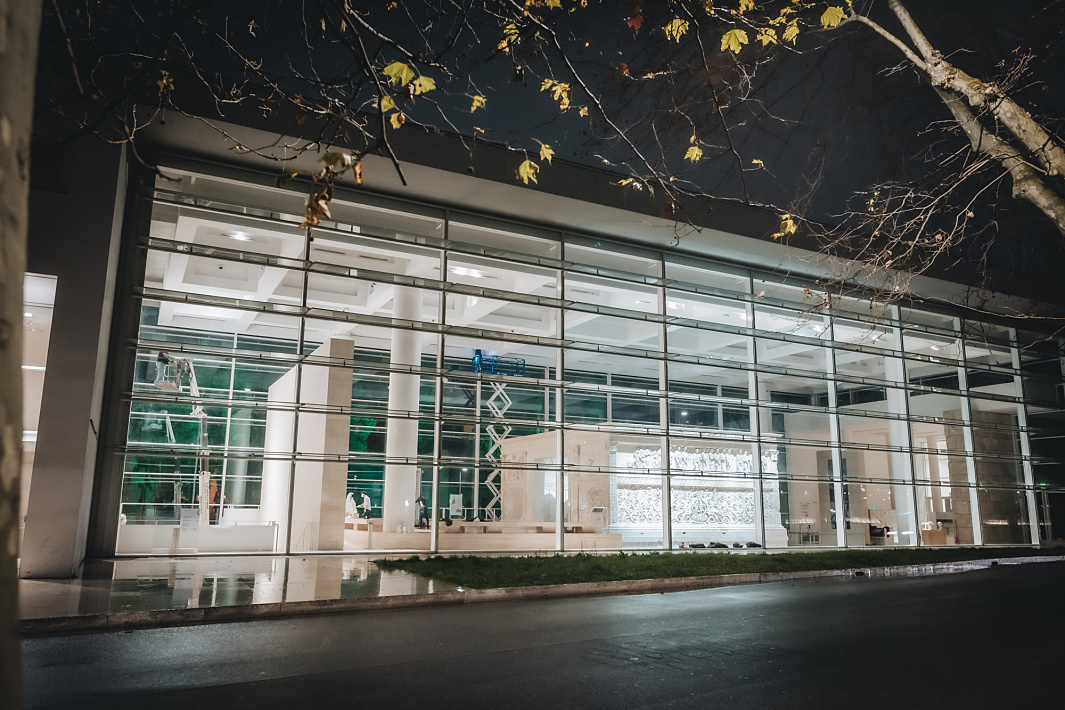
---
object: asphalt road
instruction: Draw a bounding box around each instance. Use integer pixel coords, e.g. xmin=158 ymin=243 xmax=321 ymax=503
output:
xmin=22 ymin=562 xmax=1065 ymax=709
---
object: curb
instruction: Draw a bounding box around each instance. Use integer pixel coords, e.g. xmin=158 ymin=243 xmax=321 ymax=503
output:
xmin=20 ymin=555 xmax=1065 ymax=637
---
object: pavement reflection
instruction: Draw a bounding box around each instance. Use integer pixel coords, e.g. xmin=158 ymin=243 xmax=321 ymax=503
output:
xmin=19 ymin=555 xmax=457 ymax=620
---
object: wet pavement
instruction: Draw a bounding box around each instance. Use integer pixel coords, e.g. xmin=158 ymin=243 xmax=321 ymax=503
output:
xmin=21 ymin=562 xmax=1065 ymax=709
xmin=19 ymin=555 xmax=457 ymax=621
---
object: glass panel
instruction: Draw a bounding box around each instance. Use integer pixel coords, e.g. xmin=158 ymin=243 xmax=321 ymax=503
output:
xmin=829 ymin=295 xmax=892 ymax=320
xmin=566 ymin=273 xmax=658 ymax=315
xmin=912 ymin=449 xmax=977 ymax=544
xmin=761 ymin=405 xmax=831 ymax=445
xmin=833 ymin=321 xmax=901 ymax=383
xmin=154 ymin=171 xmax=307 ymax=218
xmin=1017 ymin=338 xmax=1061 ymax=407
xmin=843 ymin=482 xmax=917 ymax=547
xmin=756 ymin=305 xmax=829 ymax=339
xmin=565 ymin=311 xmax=659 ymax=351
xmin=311 ymin=229 xmax=441 ymax=278
xmin=752 ymin=279 xmax=827 ymax=308
xmin=838 ymin=414 xmax=909 ymax=450
xmin=903 ymin=330 xmax=961 ymax=360
xmin=20 ymin=275 xmax=56 ymax=555
xmin=665 ymin=260 xmax=749 ymax=294
xmin=833 ymin=319 xmax=896 ymax=350
xmin=668 ymin=324 xmax=749 ymax=362
xmin=447 ymin=219 xmax=560 ymax=260
xmin=979 ymin=488 xmax=1032 ymax=544
xmin=766 ymin=477 xmax=836 ymax=548
xmin=974 ymin=457 xmax=1025 ymax=487
xmin=758 ymin=371 xmax=829 ymax=407
xmin=566 ymin=243 xmax=660 ymax=279
xmin=672 ymin=476 xmax=759 ymax=549
xmin=665 ymin=290 xmax=747 ymax=327
xmin=564 ymin=351 xmax=661 ymax=428
xmin=446 ymin=294 xmax=557 ymax=338
xmin=448 ymin=252 xmax=556 ymax=295
xmin=326 ymin=197 xmax=445 ymax=241
xmin=898 ymin=307 xmax=956 ymax=331
xmin=915 ymin=483 xmax=964 ymax=545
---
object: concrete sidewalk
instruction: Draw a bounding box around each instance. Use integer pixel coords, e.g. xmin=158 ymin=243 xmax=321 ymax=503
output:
xmin=20 ymin=553 xmax=1065 ymax=636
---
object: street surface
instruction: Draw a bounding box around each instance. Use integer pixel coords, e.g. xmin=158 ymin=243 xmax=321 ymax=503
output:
xmin=23 ymin=562 xmax=1065 ymax=708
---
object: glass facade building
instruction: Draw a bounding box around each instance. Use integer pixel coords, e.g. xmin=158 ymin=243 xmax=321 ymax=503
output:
xmin=106 ymin=166 xmax=1063 ymax=556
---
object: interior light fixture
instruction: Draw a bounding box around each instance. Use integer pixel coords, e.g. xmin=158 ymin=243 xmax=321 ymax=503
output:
xmin=228 ymin=231 xmax=251 ymax=241
xmin=21 ymin=365 xmax=46 ymax=371
xmin=24 ymin=312 xmax=32 ymax=317
xmin=450 ymin=266 xmax=485 ymax=279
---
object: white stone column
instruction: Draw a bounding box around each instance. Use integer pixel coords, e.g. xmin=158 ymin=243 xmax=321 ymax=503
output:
xmin=383 ymin=286 xmax=423 ymax=532
xmin=955 ymin=318 xmax=984 ymax=545
xmin=825 ymin=316 xmax=848 ymax=548
xmin=1009 ymin=329 xmax=1040 ymax=544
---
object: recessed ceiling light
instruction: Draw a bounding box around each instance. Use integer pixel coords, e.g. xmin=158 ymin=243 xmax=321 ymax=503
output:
xmin=228 ymin=231 xmax=251 ymax=241
xmin=24 ymin=312 xmax=32 ymax=317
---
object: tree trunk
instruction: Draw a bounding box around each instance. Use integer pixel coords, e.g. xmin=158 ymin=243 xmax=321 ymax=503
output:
xmin=867 ymin=0 xmax=1065 ymax=237
xmin=886 ymin=0 xmax=1065 ymax=178
xmin=1 ymin=1 xmax=43 ymax=707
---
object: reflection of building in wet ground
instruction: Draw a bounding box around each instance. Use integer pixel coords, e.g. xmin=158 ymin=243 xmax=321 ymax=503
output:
xmin=18 ymin=556 xmax=455 ymax=621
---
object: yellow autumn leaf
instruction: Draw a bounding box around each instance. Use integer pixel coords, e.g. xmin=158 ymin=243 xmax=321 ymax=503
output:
xmin=379 ymin=95 xmax=396 ymax=113
xmin=756 ymin=27 xmax=777 ymax=46
xmin=782 ymin=20 xmax=799 ymax=43
xmin=579 ymin=106 xmax=589 ymax=117
xmin=540 ymin=78 xmax=554 ymax=92
xmin=412 ymin=75 xmax=436 ymax=95
xmin=739 ymin=0 xmax=755 ymax=12
xmin=550 ymin=82 xmax=570 ymax=102
xmin=390 ymin=112 xmax=405 ymax=130
xmin=772 ymin=213 xmax=797 ymax=239
xmin=685 ymin=145 xmax=703 ymax=162
xmin=319 ymin=152 xmax=354 ymax=169
xmin=540 ymin=144 xmax=555 ymax=164
xmin=720 ymin=29 xmax=749 ymax=53
xmin=544 ymin=0 xmax=561 ymax=7
xmin=383 ymin=61 xmax=415 ymax=87
xmin=751 ymin=158 xmax=764 ymax=168
xmin=518 ymin=159 xmax=540 ymax=184
xmin=471 ymin=95 xmax=486 ymax=112
xmin=663 ymin=18 xmax=689 ymax=42
xmin=820 ymin=6 xmax=847 ymax=29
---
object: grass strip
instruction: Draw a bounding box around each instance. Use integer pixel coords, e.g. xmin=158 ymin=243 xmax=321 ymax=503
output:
xmin=374 ymin=547 xmax=1062 ymax=589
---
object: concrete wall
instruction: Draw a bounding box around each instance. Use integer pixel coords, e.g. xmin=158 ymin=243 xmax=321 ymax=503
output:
xmin=19 ymin=139 xmax=126 ymax=578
